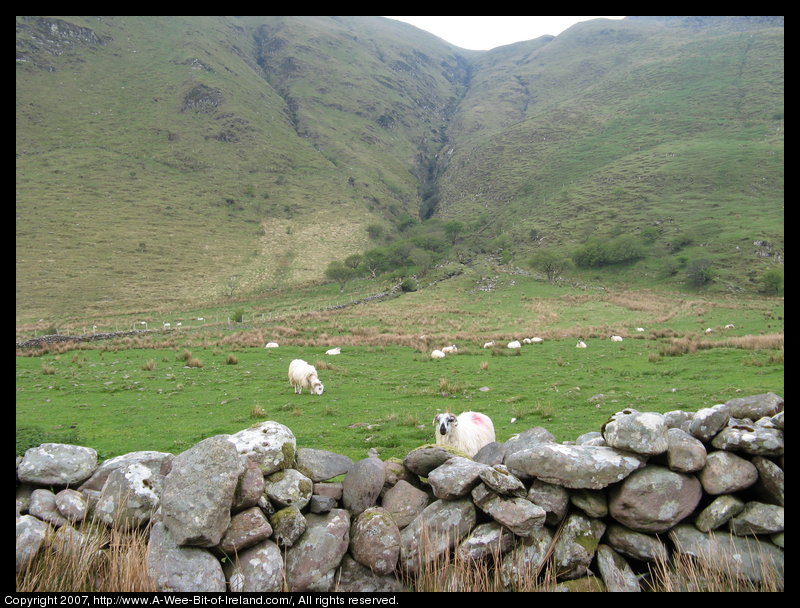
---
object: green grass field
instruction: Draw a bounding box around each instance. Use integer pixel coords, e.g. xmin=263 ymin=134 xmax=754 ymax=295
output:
xmin=16 ymin=332 xmax=783 ymax=463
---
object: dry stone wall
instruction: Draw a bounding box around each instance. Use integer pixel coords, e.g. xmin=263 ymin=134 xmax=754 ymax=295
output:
xmin=16 ymin=393 xmax=784 ymax=592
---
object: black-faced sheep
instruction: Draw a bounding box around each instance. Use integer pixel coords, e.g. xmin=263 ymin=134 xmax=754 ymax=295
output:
xmin=288 ymin=359 xmax=324 ymax=395
xmin=433 ymin=411 xmax=496 ymax=457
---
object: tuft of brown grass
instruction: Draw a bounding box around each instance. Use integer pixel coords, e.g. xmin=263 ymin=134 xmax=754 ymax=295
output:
xmin=226 ymin=353 xmax=238 ymax=365
xmin=661 ymin=332 xmax=783 ymax=357
xmin=646 ymin=533 xmax=783 ymax=592
xmin=16 ymin=519 xmax=156 ymax=592
xmin=141 ymin=359 xmax=156 ymax=371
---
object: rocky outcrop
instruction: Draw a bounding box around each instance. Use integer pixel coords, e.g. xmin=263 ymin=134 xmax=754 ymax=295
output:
xmin=15 ymin=394 xmax=784 ymax=592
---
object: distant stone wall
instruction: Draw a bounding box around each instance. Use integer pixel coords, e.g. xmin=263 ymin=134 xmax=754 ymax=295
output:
xmin=16 ymin=393 xmax=784 ymax=592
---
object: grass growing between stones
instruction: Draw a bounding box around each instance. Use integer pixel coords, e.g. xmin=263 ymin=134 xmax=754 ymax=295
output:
xmin=16 ymin=518 xmax=783 ymax=592
xmin=16 ymin=518 xmax=155 ymax=592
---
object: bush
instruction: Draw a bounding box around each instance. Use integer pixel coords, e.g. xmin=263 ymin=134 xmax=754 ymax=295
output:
xmin=325 ymin=261 xmax=356 ymax=291
xmin=400 ymin=277 xmax=418 ymax=292
xmin=528 ymin=250 xmax=574 ymax=283
xmin=572 ymin=235 xmax=646 ymax=268
xmin=760 ymin=268 xmax=784 ymax=294
xmin=685 ymin=258 xmax=715 ymax=286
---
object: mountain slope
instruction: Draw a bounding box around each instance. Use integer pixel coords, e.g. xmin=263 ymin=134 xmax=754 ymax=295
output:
xmin=16 ymin=16 xmax=783 ymax=323
xmin=435 ymin=18 xmax=783 ymax=285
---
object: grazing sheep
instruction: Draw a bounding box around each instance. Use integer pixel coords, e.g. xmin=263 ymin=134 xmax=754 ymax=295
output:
xmin=265 ymin=342 xmax=279 ymax=348
xmin=325 ymin=347 xmax=341 ymax=355
xmin=725 ymin=323 xmax=735 ymax=329
xmin=523 ymin=338 xmax=532 ymax=344
xmin=442 ymin=345 xmax=458 ymax=354
xmin=288 ymin=359 xmax=324 ymax=395
xmin=705 ymin=327 xmax=713 ymax=334
xmin=576 ymin=340 xmax=588 ymax=348
xmin=431 ymin=349 xmax=446 ymax=359
xmin=531 ymin=337 xmax=544 ymax=343
xmin=433 ymin=411 xmax=496 ymax=457
xmin=507 ymin=340 xmax=522 ymax=349
xmin=610 ymin=335 xmax=623 ymax=342
xmin=635 ymin=327 xmax=645 ymax=332
xmin=483 ymin=341 xmax=495 ymax=349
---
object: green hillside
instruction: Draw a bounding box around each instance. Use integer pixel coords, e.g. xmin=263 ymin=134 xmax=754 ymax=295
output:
xmin=16 ymin=16 xmax=783 ymax=324
xmin=434 ymin=18 xmax=784 ymax=286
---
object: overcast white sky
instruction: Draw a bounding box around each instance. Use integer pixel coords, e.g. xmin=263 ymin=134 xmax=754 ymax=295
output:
xmin=384 ymin=16 xmax=627 ymax=51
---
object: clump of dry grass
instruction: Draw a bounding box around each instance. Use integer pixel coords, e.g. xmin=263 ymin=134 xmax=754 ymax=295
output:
xmin=226 ymin=353 xmax=238 ymax=365
xmin=438 ymin=377 xmax=463 ymax=395
xmin=141 ymin=359 xmax=156 ymax=371
xmin=250 ymin=405 xmax=267 ymax=418
xmin=661 ymin=332 xmax=783 ymax=357
xmin=646 ymin=534 xmax=783 ymax=592
xmin=16 ymin=519 xmax=155 ymax=592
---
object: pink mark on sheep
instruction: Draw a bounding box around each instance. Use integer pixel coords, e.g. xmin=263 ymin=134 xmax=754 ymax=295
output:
xmin=470 ymin=413 xmax=489 ymax=426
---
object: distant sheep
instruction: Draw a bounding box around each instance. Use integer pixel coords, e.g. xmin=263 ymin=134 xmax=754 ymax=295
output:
xmin=442 ymin=345 xmax=458 ymax=354
xmin=483 ymin=341 xmax=495 ymax=349
xmin=433 ymin=411 xmax=496 ymax=457
xmin=523 ymin=338 xmax=532 ymax=344
xmin=431 ymin=349 xmax=446 ymax=359
xmin=635 ymin=327 xmax=645 ymax=332
xmin=705 ymin=328 xmax=713 ymax=334
xmin=265 ymin=342 xmax=279 ymax=348
xmin=288 ymin=359 xmax=324 ymax=395
xmin=576 ymin=340 xmax=588 ymax=348
xmin=325 ymin=347 xmax=341 ymax=355
xmin=610 ymin=335 xmax=623 ymax=342
xmin=725 ymin=324 xmax=735 ymax=329
xmin=531 ymin=337 xmax=544 ymax=343
xmin=507 ymin=340 xmax=522 ymax=349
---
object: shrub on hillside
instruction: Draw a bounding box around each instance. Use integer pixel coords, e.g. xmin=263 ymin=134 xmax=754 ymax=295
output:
xmin=572 ymin=235 xmax=646 ymax=268
xmin=760 ymin=267 xmax=784 ymax=294
xmin=685 ymin=258 xmax=716 ymax=287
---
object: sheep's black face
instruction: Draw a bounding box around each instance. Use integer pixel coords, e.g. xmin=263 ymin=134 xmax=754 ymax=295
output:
xmin=434 ymin=414 xmax=457 ymax=436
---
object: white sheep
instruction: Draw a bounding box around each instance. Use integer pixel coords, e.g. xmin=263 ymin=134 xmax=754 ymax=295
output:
xmin=325 ymin=347 xmax=341 ymax=355
xmin=507 ymin=340 xmax=522 ymax=349
xmin=483 ymin=341 xmax=495 ymax=349
xmin=610 ymin=335 xmax=623 ymax=342
xmin=531 ymin=337 xmax=544 ymax=343
xmin=442 ymin=345 xmax=458 ymax=354
xmin=576 ymin=340 xmax=588 ymax=348
xmin=431 ymin=349 xmax=446 ymax=359
xmin=725 ymin=324 xmax=736 ymax=329
xmin=265 ymin=342 xmax=279 ymax=348
xmin=704 ymin=327 xmax=713 ymax=334
xmin=635 ymin=327 xmax=645 ymax=332
xmin=523 ymin=338 xmax=532 ymax=344
xmin=433 ymin=411 xmax=496 ymax=457
xmin=288 ymin=359 xmax=324 ymax=395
